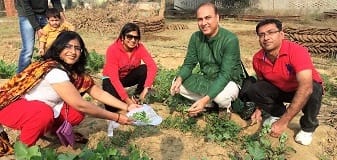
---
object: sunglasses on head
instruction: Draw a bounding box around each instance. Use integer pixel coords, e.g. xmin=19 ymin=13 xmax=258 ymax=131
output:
xmin=125 ymin=34 xmax=140 ymax=41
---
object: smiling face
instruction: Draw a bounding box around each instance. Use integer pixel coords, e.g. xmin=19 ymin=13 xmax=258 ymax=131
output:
xmin=60 ymin=39 xmax=82 ymax=65
xmin=197 ymin=4 xmax=219 ymax=38
xmin=257 ymin=23 xmax=284 ymax=53
xmin=122 ymin=31 xmax=140 ymax=51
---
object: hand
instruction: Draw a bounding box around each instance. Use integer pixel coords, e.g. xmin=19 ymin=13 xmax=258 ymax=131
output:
xmin=36 ymin=29 xmax=45 ymax=38
xmin=116 ymin=114 xmax=133 ymax=125
xmin=139 ymin=87 xmax=149 ymax=103
xmin=250 ymin=108 xmax=262 ymax=125
xmin=38 ymin=48 xmax=45 ymax=56
xmin=188 ymin=98 xmax=208 ymax=117
xmin=170 ymin=77 xmax=182 ymax=96
xmin=125 ymin=97 xmax=137 ymax=105
xmin=127 ymin=103 xmax=141 ymax=111
xmin=270 ymin=118 xmax=288 ymax=138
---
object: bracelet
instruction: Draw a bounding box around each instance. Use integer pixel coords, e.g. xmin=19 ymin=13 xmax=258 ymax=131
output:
xmin=116 ymin=113 xmax=120 ymax=122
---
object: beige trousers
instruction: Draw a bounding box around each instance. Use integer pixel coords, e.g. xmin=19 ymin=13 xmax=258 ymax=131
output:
xmin=179 ymin=81 xmax=239 ymax=112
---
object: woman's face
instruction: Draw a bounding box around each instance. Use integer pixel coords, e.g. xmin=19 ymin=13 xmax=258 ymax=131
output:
xmin=60 ymin=39 xmax=82 ymax=65
xmin=122 ymin=31 xmax=140 ymax=51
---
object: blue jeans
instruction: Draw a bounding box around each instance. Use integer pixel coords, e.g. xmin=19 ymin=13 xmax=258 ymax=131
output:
xmin=17 ymin=15 xmax=47 ymax=73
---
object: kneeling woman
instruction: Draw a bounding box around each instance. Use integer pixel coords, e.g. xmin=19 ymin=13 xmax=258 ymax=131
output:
xmin=0 ymin=31 xmax=138 ymax=147
xmin=102 ymin=23 xmax=158 ymax=111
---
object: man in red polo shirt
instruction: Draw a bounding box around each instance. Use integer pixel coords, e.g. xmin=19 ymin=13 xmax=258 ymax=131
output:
xmin=246 ymin=19 xmax=323 ymax=145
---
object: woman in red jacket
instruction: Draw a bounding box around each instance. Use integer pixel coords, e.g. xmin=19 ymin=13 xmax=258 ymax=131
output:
xmin=102 ymin=23 xmax=158 ymax=112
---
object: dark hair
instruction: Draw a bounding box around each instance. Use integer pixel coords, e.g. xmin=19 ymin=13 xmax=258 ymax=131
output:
xmin=46 ymin=8 xmax=61 ymax=19
xmin=255 ymin=18 xmax=282 ymax=34
xmin=118 ymin=23 xmax=141 ymax=40
xmin=43 ymin=31 xmax=88 ymax=74
xmin=196 ymin=2 xmax=218 ymax=15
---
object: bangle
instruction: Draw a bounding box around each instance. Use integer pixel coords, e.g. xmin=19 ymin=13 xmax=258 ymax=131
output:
xmin=116 ymin=113 xmax=120 ymax=122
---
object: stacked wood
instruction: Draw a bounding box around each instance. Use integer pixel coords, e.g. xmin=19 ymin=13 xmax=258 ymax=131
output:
xmin=239 ymin=15 xmax=301 ymax=22
xmin=165 ymin=23 xmax=189 ymax=30
xmin=133 ymin=16 xmax=165 ymax=33
xmin=284 ymin=27 xmax=337 ymax=57
xmin=66 ymin=3 xmax=165 ymax=34
xmin=323 ymin=9 xmax=337 ymax=19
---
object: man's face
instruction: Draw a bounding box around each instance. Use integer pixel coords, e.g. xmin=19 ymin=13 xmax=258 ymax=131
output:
xmin=197 ymin=5 xmax=219 ymax=38
xmin=48 ymin=17 xmax=61 ymax=28
xmin=257 ymin=23 xmax=284 ymax=52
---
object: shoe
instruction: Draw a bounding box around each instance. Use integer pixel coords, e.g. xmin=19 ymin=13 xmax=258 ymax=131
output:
xmin=263 ymin=116 xmax=280 ymax=127
xmin=295 ymin=130 xmax=313 ymax=145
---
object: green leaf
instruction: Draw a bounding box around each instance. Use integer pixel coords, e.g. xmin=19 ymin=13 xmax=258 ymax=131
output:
xmin=14 ymin=141 xmax=42 ymax=160
xmin=247 ymin=141 xmax=265 ymax=160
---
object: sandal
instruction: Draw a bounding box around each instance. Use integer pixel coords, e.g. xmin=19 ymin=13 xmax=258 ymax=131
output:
xmin=74 ymin=132 xmax=88 ymax=144
xmin=0 ymin=132 xmax=13 ymax=156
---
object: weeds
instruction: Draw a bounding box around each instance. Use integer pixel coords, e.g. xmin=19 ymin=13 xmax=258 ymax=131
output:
xmin=86 ymin=50 xmax=104 ymax=74
xmin=0 ymin=60 xmax=16 ymax=78
xmin=14 ymin=141 xmax=150 ymax=160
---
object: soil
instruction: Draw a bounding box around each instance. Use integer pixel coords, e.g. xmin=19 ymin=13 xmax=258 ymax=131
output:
xmin=1 ymin=8 xmax=337 ymax=160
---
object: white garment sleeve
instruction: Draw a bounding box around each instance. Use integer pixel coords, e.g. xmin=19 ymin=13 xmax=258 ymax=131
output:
xmin=45 ymin=68 xmax=70 ymax=83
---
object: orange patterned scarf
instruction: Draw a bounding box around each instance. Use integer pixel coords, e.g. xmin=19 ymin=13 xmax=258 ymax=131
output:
xmin=0 ymin=60 xmax=94 ymax=109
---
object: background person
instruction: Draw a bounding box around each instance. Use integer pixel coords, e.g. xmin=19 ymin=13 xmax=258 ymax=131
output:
xmin=247 ymin=18 xmax=323 ymax=145
xmin=0 ymin=31 xmax=138 ymax=147
xmin=15 ymin=0 xmax=66 ymax=73
xmin=38 ymin=8 xmax=75 ymax=56
xmin=170 ymin=2 xmax=244 ymax=117
xmin=102 ymin=23 xmax=158 ymax=112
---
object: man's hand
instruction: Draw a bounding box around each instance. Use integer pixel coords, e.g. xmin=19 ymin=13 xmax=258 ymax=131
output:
xmin=270 ymin=118 xmax=289 ymax=138
xmin=250 ymin=108 xmax=262 ymax=125
xmin=188 ymin=96 xmax=210 ymax=117
xmin=170 ymin=77 xmax=182 ymax=96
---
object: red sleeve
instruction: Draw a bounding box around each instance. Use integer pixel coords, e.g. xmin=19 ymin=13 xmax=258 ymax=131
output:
xmin=139 ymin=44 xmax=158 ymax=87
xmin=104 ymin=44 xmax=129 ymax=100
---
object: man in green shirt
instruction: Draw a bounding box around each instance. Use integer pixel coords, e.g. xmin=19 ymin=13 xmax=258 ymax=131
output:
xmin=170 ymin=2 xmax=243 ymax=117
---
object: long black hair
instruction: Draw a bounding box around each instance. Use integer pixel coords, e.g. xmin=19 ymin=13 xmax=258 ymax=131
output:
xmin=43 ymin=31 xmax=88 ymax=74
xmin=118 ymin=22 xmax=141 ymax=40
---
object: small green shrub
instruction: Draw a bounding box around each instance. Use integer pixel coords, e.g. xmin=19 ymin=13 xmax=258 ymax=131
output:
xmin=86 ymin=50 xmax=104 ymax=74
xmin=0 ymin=60 xmax=17 ymax=78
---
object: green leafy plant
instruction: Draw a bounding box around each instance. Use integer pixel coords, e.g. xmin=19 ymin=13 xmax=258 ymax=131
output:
xmin=204 ymin=113 xmax=241 ymax=143
xmin=86 ymin=50 xmax=104 ymax=74
xmin=0 ymin=60 xmax=17 ymax=78
xmin=131 ymin=111 xmax=150 ymax=123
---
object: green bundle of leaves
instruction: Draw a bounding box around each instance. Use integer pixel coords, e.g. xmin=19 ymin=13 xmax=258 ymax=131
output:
xmin=0 ymin=60 xmax=16 ymax=78
xmin=131 ymin=111 xmax=150 ymax=123
xmin=204 ymin=114 xmax=241 ymax=143
xmin=145 ymin=66 xmax=177 ymax=103
xmin=86 ymin=50 xmax=104 ymax=74
xmin=14 ymin=141 xmax=150 ymax=160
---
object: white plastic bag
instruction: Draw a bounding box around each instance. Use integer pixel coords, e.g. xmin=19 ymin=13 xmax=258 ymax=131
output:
xmin=126 ymin=104 xmax=162 ymax=126
xmin=107 ymin=120 xmax=120 ymax=137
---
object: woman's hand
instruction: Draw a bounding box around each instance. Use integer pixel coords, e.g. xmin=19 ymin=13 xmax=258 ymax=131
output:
xmin=127 ymin=103 xmax=141 ymax=111
xmin=139 ymin=87 xmax=149 ymax=103
xmin=125 ymin=97 xmax=137 ymax=105
xmin=116 ymin=113 xmax=133 ymax=125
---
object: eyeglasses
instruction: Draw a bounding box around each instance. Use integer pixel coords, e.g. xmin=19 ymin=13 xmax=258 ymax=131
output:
xmin=64 ymin=44 xmax=82 ymax=52
xmin=257 ymin=30 xmax=280 ymax=39
xmin=125 ymin=34 xmax=140 ymax=41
